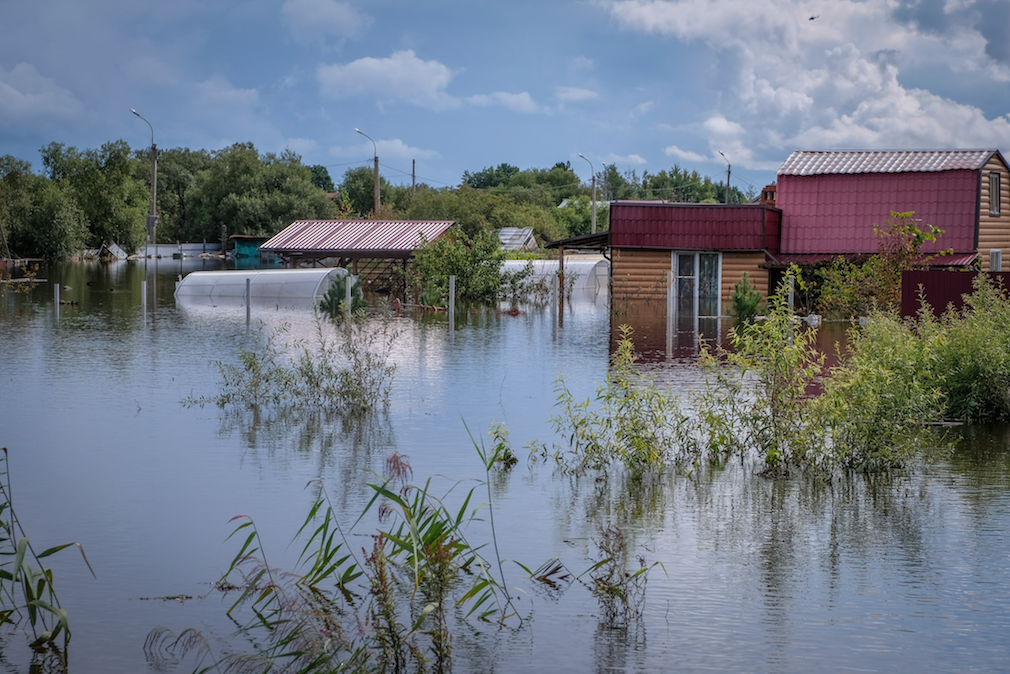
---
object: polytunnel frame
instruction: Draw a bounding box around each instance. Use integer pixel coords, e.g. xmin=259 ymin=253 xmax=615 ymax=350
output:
xmin=174 ymin=268 xmax=350 ymax=302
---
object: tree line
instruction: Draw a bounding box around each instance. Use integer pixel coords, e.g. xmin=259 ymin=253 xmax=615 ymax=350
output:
xmin=0 ymin=140 xmax=752 ymax=260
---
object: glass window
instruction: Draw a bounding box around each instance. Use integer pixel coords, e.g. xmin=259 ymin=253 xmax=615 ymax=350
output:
xmin=991 ymin=172 xmax=1001 ymax=217
xmin=672 ymin=252 xmax=721 ymax=319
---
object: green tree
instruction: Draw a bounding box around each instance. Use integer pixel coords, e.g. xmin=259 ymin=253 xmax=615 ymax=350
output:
xmin=185 ymin=144 xmax=337 ymax=241
xmin=1 ymin=158 xmax=87 ymax=259
xmin=339 ymin=165 xmax=391 ymax=217
xmin=40 ymin=140 xmax=148 ymax=252
xmin=310 ymin=165 xmax=336 ymax=192
xmin=462 ymin=163 xmax=519 ymax=189
xmin=146 ymin=147 xmax=213 ymax=243
xmin=409 ymin=228 xmax=508 ymax=304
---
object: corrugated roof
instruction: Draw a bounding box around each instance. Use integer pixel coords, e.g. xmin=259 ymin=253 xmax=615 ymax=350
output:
xmin=260 ymin=220 xmax=455 ymax=256
xmin=779 ymin=150 xmax=996 ymax=176
xmin=609 ymin=202 xmax=779 ymax=251
xmin=498 ymin=227 xmax=536 ymax=251
xmin=776 ymin=170 xmax=979 ymax=255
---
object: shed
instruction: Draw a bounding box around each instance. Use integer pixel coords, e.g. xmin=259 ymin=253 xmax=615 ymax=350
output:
xmin=608 ymin=201 xmax=782 ymax=314
xmin=260 ymin=219 xmax=455 ymax=295
xmin=498 ymin=227 xmax=538 ymax=251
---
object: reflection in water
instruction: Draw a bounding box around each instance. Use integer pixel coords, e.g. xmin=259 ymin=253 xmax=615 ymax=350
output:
xmin=7 ymin=262 xmax=1010 ymax=672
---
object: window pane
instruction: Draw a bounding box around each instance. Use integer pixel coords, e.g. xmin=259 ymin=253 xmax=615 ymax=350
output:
xmin=678 ymin=254 xmax=694 ymax=277
xmin=992 ymin=173 xmax=1002 ymax=217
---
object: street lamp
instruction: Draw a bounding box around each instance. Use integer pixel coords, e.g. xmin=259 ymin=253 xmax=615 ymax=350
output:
xmin=578 ymin=153 xmax=597 ymax=234
xmin=355 ymin=128 xmax=380 ymax=216
xmin=131 ymin=108 xmax=158 ymax=252
xmin=719 ymin=151 xmax=731 ymax=204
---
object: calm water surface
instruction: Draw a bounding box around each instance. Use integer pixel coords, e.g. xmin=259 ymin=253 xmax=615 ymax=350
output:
xmin=2 ymin=261 xmax=1010 ymax=673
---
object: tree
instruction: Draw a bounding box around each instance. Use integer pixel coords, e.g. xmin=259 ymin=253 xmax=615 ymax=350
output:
xmin=338 ymin=165 xmax=390 ymax=217
xmin=40 ymin=140 xmax=148 ymax=252
xmin=1 ymin=158 xmax=87 ymax=259
xmin=185 ymin=144 xmax=338 ymax=241
xmin=462 ymin=163 xmax=519 ymax=189
xmin=310 ymin=165 xmax=336 ymax=192
xmin=146 ymin=147 xmax=213 ymax=243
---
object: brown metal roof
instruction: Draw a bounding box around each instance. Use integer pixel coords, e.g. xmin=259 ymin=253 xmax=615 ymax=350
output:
xmin=260 ymin=220 xmax=455 ymax=257
xmin=778 ymin=150 xmax=997 ymax=176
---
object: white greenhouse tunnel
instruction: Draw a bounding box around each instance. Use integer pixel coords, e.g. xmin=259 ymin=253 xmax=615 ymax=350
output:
xmin=501 ymin=257 xmax=609 ymax=294
xmin=174 ymin=268 xmax=351 ymax=309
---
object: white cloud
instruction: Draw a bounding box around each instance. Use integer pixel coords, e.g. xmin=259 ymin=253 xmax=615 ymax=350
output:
xmin=664 ymin=145 xmax=707 ymax=162
xmin=0 ymin=62 xmax=83 ymax=124
xmin=570 ymin=56 xmax=594 ymax=71
xmin=329 ymin=138 xmax=440 ymax=161
xmin=282 ymin=0 xmax=371 ymax=42
xmin=631 ymin=101 xmax=655 ymax=117
xmin=466 ymin=91 xmax=540 ymax=113
xmin=604 ymin=152 xmax=648 ymax=165
xmin=556 ymin=86 xmax=599 ymax=103
xmin=317 ymin=50 xmax=459 ymax=110
xmin=606 ymin=0 xmax=1010 ymax=168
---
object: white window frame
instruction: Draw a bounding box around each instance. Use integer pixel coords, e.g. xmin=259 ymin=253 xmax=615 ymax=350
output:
xmin=991 ymin=172 xmax=1001 ymax=217
xmin=670 ymin=251 xmax=722 ymax=319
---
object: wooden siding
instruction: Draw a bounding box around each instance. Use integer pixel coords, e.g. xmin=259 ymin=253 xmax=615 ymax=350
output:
xmin=720 ymin=252 xmax=769 ymax=306
xmin=978 ymin=154 xmax=1010 ymax=271
xmin=611 ymin=249 xmax=670 ymax=302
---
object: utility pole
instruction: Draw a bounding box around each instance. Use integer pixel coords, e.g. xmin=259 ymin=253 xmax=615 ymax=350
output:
xmin=356 ymin=128 xmax=380 ymax=215
xmin=132 ymin=109 xmax=158 ymax=248
xmin=578 ymin=153 xmax=597 ymax=234
xmin=720 ymin=151 xmax=731 ymax=204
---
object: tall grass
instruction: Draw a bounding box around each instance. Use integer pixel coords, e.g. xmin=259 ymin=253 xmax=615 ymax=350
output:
xmin=0 ymin=447 xmax=95 ymax=657
xmin=188 ymin=310 xmax=398 ymax=414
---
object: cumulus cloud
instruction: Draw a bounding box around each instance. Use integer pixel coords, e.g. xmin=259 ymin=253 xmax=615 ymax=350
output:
xmin=0 ymin=62 xmax=84 ymax=125
xmin=604 ymin=152 xmax=648 ymax=165
xmin=606 ymin=0 xmax=1010 ymax=168
xmin=317 ymin=50 xmax=459 ymax=110
xmin=664 ymin=145 xmax=708 ymax=162
xmin=282 ymin=0 xmax=371 ymax=42
xmin=556 ymin=86 xmax=599 ymax=102
xmin=466 ymin=91 xmax=540 ymax=113
xmin=329 ymin=137 xmax=440 ymax=161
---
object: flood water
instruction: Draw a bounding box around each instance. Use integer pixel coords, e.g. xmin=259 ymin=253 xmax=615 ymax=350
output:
xmin=3 ymin=260 xmax=1010 ymax=673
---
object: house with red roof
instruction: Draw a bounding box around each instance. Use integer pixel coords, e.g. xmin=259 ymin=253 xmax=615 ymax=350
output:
xmin=609 ymin=149 xmax=1010 ymax=316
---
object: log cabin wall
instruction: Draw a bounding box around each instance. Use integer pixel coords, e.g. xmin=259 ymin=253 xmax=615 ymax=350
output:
xmin=978 ymin=154 xmax=1010 ymax=271
xmin=611 ymin=248 xmax=671 ymax=302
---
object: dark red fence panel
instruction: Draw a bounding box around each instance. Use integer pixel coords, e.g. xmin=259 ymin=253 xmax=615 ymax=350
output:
xmin=901 ymin=270 xmax=1010 ymax=317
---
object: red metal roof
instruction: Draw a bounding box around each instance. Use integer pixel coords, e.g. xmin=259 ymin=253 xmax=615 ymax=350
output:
xmin=260 ymin=220 xmax=455 ymax=257
xmin=776 ymin=170 xmax=980 ymax=256
xmin=779 ymin=150 xmax=996 ymax=175
xmin=609 ymin=202 xmax=780 ymax=251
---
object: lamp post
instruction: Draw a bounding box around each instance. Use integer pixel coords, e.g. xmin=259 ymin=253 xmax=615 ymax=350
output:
xmin=719 ymin=151 xmax=731 ymax=204
xmin=355 ymin=128 xmax=380 ymax=216
xmin=131 ymin=109 xmax=158 ymax=253
xmin=578 ymin=153 xmax=597 ymax=234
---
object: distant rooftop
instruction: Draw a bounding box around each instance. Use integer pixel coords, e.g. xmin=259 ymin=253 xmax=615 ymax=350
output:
xmin=498 ymin=227 xmax=537 ymax=251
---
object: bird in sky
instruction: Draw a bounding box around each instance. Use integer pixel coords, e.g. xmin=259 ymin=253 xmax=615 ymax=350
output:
xmin=809 ymin=15 xmax=819 ymax=20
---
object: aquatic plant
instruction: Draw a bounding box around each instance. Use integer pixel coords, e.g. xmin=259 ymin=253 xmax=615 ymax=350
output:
xmin=0 ymin=448 xmax=94 ymax=654
xmin=189 ymin=310 xmax=398 ymax=414
xmin=580 ymin=525 xmax=662 ymax=629
xmin=147 ymin=441 xmax=525 ymax=674
xmin=318 ymin=273 xmax=368 ymax=317
xmin=531 ymin=325 xmax=695 ymax=474
xmin=699 ymin=279 xmax=828 ymax=474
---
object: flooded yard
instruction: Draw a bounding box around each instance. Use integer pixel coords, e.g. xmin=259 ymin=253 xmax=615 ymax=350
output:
xmin=3 ymin=260 xmax=1010 ymax=673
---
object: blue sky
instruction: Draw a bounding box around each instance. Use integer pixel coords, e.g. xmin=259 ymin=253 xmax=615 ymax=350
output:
xmin=2 ymin=0 xmax=1009 ymax=195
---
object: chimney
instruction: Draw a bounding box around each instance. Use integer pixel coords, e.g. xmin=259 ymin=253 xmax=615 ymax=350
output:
xmin=760 ymin=184 xmax=776 ymax=207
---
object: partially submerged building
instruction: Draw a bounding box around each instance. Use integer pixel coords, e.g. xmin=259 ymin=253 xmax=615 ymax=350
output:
xmin=259 ymin=219 xmax=455 ymax=292
xmin=606 ymin=148 xmax=1009 ymax=317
